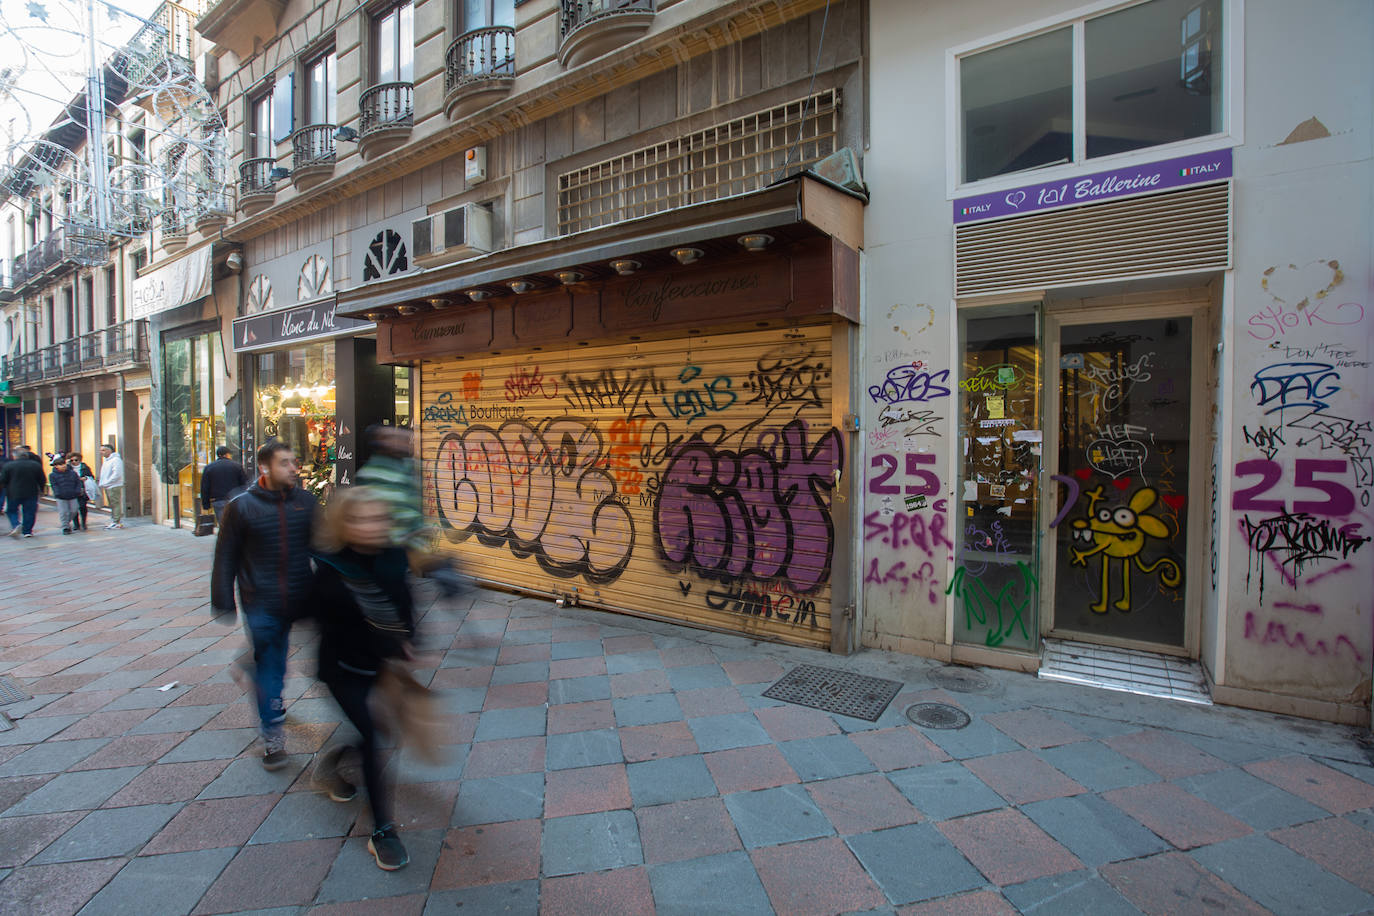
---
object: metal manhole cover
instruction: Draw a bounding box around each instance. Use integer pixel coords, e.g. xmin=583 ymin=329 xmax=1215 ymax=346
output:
xmin=0 ymin=676 xmax=29 ymax=706
xmin=906 ymin=703 xmax=971 ymax=730
xmin=763 ymin=664 xmax=903 ymax=721
xmin=927 ymin=665 xmax=996 ymax=694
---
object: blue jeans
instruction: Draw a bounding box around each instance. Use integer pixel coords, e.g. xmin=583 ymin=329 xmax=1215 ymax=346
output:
xmin=241 ymin=605 xmax=291 ymax=734
xmin=6 ymin=496 xmax=37 ymax=534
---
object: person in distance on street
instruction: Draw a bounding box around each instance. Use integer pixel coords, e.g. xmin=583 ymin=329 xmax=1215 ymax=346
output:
xmin=211 ymin=440 xmax=318 ymax=770
xmin=98 ymin=443 xmax=125 ymax=529
xmin=68 ymin=452 xmax=96 ymax=531
xmin=201 ymin=445 xmax=249 ymax=526
xmin=48 ymin=454 xmax=84 ymax=536
xmin=306 ymin=486 xmax=414 ymax=871
xmin=1 ymin=447 xmax=46 ymax=537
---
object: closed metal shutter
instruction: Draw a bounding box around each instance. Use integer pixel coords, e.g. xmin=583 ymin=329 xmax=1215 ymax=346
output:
xmin=419 ymin=324 xmax=841 ymax=649
xmin=955 ymin=182 xmax=1231 ymax=297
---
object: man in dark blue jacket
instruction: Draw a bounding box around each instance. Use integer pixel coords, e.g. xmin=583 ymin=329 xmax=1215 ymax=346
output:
xmin=48 ymin=454 xmax=84 ymax=535
xmin=201 ymin=446 xmax=248 ymax=525
xmin=3 ymin=448 xmax=46 ymax=537
xmin=211 ymin=440 xmax=318 ymax=769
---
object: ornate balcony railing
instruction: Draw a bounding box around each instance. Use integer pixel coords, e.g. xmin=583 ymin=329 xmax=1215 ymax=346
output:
xmin=292 ymin=124 xmax=337 ymax=171
xmin=5 ymin=319 xmax=150 ymax=387
xmin=445 ymin=26 xmax=516 ymax=92
xmin=239 ymin=158 xmax=276 ymax=197
xmin=559 ymin=0 xmax=654 ymax=38
xmin=161 ymin=210 xmax=188 ymax=236
xmin=13 ymin=226 xmax=108 ymax=292
xmin=360 ymin=82 xmax=414 ymax=136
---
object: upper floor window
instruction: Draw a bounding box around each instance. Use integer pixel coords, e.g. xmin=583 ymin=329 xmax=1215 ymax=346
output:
xmin=105 ymin=266 xmax=117 ymax=325
xmin=959 ymin=0 xmax=1223 ymax=184
xmin=306 ymin=50 xmax=338 ymax=126
xmin=372 ymin=2 xmax=414 ymax=85
xmin=460 ymin=0 xmax=513 ymax=32
xmin=250 ymin=92 xmax=274 ymax=158
xmin=249 ymin=80 xmax=295 ymax=156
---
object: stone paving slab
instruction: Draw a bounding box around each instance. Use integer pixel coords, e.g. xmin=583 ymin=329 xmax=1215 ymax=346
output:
xmin=3 ymin=507 xmax=1374 ymax=913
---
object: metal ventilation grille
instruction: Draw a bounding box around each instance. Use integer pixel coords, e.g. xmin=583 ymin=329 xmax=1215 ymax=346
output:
xmin=955 ymin=182 xmax=1231 ymax=297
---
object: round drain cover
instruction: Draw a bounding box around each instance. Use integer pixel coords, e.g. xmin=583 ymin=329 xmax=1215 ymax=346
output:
xmin=927 ymin=665 xmax=996 ymax=694
xmin=906 ymin=703 xmax=971 ymax=730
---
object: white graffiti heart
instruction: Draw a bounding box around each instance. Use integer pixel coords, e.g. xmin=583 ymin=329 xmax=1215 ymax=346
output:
xmin=1005 ymin=190 xmax=1027 ymax=209
xmin=1086 ymin=437 xmax=1148 ymax=480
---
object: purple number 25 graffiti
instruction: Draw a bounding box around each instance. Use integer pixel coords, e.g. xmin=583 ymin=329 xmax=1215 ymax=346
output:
xmin=1232 ymin=458 xmax=1355 ymax=516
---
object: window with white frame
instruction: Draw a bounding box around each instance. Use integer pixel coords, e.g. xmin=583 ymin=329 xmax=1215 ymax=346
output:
xmin=959 ymin=0 xmax=1223 ymax=184
xmin=306 ymin=50 xmax=337 ymax=126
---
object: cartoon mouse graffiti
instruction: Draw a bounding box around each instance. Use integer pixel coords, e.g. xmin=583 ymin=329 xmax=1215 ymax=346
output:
xmin=1070 ymin=485 xmax=1182 ymax=613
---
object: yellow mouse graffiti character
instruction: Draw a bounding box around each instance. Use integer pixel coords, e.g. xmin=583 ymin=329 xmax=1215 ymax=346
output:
xmin=1070 ymin=485 xmax=1182 ymax=613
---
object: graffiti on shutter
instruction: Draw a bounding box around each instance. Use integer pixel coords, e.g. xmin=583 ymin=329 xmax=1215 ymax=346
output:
xmin=419 ymin=325 xmax=842 ymax=648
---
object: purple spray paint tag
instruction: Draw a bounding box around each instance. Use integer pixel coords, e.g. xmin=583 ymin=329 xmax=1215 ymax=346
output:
xmin=952 ymin=148 xmax=1233 ymax=224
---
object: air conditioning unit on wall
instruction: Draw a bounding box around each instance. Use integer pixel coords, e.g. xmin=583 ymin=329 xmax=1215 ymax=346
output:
xmin=412 ymin=203 xmax=493 ymax=264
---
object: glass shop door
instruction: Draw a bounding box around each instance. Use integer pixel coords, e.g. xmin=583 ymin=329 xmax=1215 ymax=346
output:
xmin=1044 ymin=310 xmax=1200 ymax=651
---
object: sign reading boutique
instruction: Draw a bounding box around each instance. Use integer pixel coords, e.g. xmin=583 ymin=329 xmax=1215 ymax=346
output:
xmin=232 ymin=298 xmax=373 ymax=353
xmin=952 ymin=149 xmax=1233 ymax=224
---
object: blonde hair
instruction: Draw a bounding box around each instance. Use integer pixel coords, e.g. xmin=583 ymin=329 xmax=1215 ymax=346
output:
xmin=313 ymin=486 xmax=389 ymax=554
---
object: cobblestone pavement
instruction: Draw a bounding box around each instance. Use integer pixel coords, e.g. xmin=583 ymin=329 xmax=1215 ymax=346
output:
xmin=3 ymin=506 xmax=1374 ymax=915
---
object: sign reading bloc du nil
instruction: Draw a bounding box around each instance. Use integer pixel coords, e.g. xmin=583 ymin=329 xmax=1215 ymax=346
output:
xmin=231 ymin=299 xmax=372 ymax=352
xmin=952 ymin=148 xmax=1233 ymax=224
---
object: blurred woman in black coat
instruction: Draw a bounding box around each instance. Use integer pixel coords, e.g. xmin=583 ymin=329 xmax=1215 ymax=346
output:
xmin=307 ymin=486 xmax=415 ymax=871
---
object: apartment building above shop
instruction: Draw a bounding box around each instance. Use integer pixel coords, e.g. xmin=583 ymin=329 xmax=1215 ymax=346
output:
xmin=195 ymin=0 xmax=852 ymax=245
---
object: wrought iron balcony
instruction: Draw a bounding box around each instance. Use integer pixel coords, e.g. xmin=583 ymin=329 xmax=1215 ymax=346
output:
xmin=5 ymin=320 xmax=151 ymax=388
xmin=161 ymin=210 xmax=188 ymax=250
xmin=13 ymin=225 xmax=109 ymax=293
xmin=238 ymin=157 xmax=277 ymax=215
xmin=559 ymin=0 xmax=654 ymax=67
xmin=290 ymin=124 xmax=337 ymax=190
xmin=359 ymin=82 xmax=413 ymax=158
xmin=445 ymin=27 xmax=516 ymax=120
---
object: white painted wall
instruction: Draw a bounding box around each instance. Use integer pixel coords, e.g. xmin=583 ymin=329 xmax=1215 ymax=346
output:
xmin=864 ymin=0 xmax=1373 ymax=717
xmin=1220 ymin=0 xmax=1373 ymax=714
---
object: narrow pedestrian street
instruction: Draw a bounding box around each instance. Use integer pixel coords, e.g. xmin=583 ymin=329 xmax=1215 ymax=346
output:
xmin=2 ymin=508 xmax=1373 ymax=915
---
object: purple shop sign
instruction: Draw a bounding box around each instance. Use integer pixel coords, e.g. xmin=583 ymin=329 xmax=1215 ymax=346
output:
xmin=952 ymin=148 xmax=1232 ymax=224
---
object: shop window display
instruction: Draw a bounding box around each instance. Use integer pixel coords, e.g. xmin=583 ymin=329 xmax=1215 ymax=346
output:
xmin=164 ymin=331 xmax=227 ymax=520
xmin=255 ymin=343 xmax=337 ymax=500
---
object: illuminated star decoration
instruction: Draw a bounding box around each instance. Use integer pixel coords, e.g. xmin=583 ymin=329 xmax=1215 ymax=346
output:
xmin=26 ymin=2 xmax=48 ymax=22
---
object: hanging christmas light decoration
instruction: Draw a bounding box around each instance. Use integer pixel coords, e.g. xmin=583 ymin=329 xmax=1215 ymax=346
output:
xmin=0 ymin=0 xmax=230 ymax=256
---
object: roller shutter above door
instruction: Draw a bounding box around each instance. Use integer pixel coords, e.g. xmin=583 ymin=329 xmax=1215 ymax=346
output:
xmin=419 ymin=324 xmax=842 ymax=649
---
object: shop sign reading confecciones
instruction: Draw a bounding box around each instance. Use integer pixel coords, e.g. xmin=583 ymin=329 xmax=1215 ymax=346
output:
xmin=952 ymin=148 xmax=1233 ymax=224
xmin=231 ymin=298 xmax=372 ymax=352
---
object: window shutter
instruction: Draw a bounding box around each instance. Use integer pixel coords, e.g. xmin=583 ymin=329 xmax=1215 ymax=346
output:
xmin=272 ymin=72 xmax=294 ymax=144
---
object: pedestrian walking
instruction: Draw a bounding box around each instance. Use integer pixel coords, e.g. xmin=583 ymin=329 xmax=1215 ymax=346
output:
xmin=307 ymin=486 xmax=415 ymax=871
xmin=210 ymin=440 xmax=317 ymax=769
xmin=200 ymin=445 xmax=248 ymax=525
xmin=48 ymin=454 xmax=84 ymax=535
xmin=1 ymin=447 xmax=45 ymax=537
xmin=98 ymin=443 xmax=125 ymax=529
xmin=357 ymin=424 xmax=464 ymax=596
xmin=68 ymin=452 xmax=96 ymax=531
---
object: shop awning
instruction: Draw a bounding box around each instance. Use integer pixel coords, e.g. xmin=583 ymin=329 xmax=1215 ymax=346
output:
xmin=335 ymin=173 xmax=865 ymax=326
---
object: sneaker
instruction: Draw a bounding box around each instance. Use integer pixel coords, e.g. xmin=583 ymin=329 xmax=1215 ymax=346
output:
xmin=368 ymin=826 xmax=409 ymax=871
xmin=104 ymin=523 xmax=117 ymax=529
xmin=7 ymin=527 xmax=18 ymax=538
xmin=114 ymin=523 xmax=124 ymax=529
xmin=312 ymin=747 xmax=357 ymax=802
xmin=22 ymin=533 xmax=32 ymax=538
xmin=262 ymin=733 xmax=288 ymax=770
xmin=62 ymin=529 xmax=71 ymax=535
